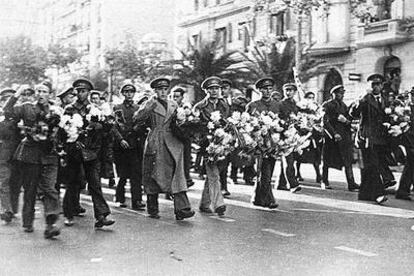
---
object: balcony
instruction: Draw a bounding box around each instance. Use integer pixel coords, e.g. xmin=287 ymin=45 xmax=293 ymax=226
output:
xmin=356 ymin=19 xmax=409 ymax=48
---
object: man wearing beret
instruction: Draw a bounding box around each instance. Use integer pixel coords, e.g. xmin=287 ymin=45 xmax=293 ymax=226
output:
xmin=277 ymin=83 xmax=301 ymax=193
xmin=194 ymin=76 xmax=229 ymax=216
xmin=62 ymin=79 xmax=115 ymax=228
xmin=3 ymin=84 xmax=61 ymax=238
xmin=134 ymin=77 xmax=195 ymax=220
xmin=322 ymin=85 xmax=359 ymax=191
xmin=112 ymin=84 xmax=146 ymax=210
xmin=0 ymin=88 xmax=20 ymax=223
xmin=349 ymin=74 xmax=388 ymax=204
xmin=246 ymin=78 xmax=280 ymax=209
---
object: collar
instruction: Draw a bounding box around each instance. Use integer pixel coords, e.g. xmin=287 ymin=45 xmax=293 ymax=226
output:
xmin=123 ymin=99 xmax=134 ymax=107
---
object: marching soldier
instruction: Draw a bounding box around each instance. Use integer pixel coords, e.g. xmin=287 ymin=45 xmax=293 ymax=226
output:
xmin=220 ymin=78 xmax=233 ymax=195
xmin=62 ymin=79 xmax=115 ymax=227
xmin=194 ymin=76 xmax=230 ymax=216
xmin=4 ymin=84 xmax=61 ymax=238
xmin=277 ymin=83 xmax=302 ymax=193
xmin=112 ymin=84 xmax=146 ymax=210
xmin=246 ymin=78 xmax=280 ymax=209
xmin=322 ymin=85 xmax=359 ymax=191
xmin=134 ymin=77 xmax=195 ymax=220
xmin=349 ymin=74 xmax=388 ymax=204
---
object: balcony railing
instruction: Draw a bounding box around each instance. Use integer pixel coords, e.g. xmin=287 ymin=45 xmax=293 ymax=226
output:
xmin=356 ymin=19 xmax=409 ymax=48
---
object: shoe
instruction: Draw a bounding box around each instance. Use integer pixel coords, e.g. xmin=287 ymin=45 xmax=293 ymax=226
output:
xmin=165 ymin=194 xmax=173 ymax=200
xmin=384 ymin=180 xmax=397 ymax=189
xmin=75 ymin=207 xmax=86 ymax=217
xmin=0 ymin=211 xmax=13 ymax=223
xmin=316 ymin=176 xmax=322 ymax=184
xmin=290 ymin=186 xmax=302 ymax=193
xmin=215 ymin=206 xmax=226 ymax=216
xmin=94 ymin=216 xmax=115 ymax=228
xmin=232 ymin=178 xmax=239 ymax=184
xmin=108 ymin=178 xmax=116 ymax=188
xmin=321 ymin=183 xmax=332 ymax=190
xmin=268 ymin=203 xmax=279 ymax=209
xmin=199 ymin=207 xmax=213 ymax=213
xmin=175 ymin=210 xmax=195 ymax=220
xmin=395 ymin=194 xmax=412 ymax=201
xmin=222 ymin=190 xmax=231 ymax=197
xmin=23 ymin=226 xmax=34 ymax=233
xmin=148 ymin=214 xmax=160 ymax=219
xmin=244 ymin=179 xmax=254 ymax=186
xmin=277 ymin=186 xmax=289 ymax=191
xmin=348 ymin=184 xmax=360 ymax=192
xmin=132 ymin=201 xmax=146 ymax=210
xmin=187 ymin=179 xmax=195 ymax=188
xmin=375 ymin=195 xmax=388 ymax=205
xmin=198 ymin=174 xmax=205 ymax=180
xmin=118 ymin=202 xmax=127 ymax=208
xmin=44 ymin=225 xmax=60 ymax=239
xmin=297 ymin=176 xmax=304 ymax=182
xmin=64 ymin=218 xmax=74 ymax=227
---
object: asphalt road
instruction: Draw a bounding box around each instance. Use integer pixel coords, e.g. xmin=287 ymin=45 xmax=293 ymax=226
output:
xmin=1 ymin=164 xmax=413 ymax=276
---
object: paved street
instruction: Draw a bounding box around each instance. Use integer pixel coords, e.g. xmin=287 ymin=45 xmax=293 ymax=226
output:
xmin=1 ymin=164 xmax=413 ymax=276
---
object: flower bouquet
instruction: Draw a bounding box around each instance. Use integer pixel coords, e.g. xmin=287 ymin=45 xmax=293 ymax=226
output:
xmin=59 ymin=113 xmax=84 ymax=142
xmin=383 ymin=104 xmax=412 ymax=137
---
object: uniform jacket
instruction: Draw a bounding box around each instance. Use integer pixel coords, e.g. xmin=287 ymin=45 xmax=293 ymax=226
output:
xmin=322 ymin=98 xmax=353 ymax=169
xmin=193 ymin=97 xmax=230 ymax=122
xmin=134 ymin=99 xmax=187 ymax=194
xmin=246 ymin=98 xmax=280 ymax=115
xmin=0 ymin=117 xmax=20 ymax=162
xmin=349 ymin=93 xmax=388 ymax=146
xmin=4 ymin=96 xmax=57 ymax=164
xmin=279 ymin=98 xmax=299 ymax=120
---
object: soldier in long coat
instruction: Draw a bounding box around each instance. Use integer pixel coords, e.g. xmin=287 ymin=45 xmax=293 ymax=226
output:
xmin=322 ymin=85 xmax=359 ymax=191
xmin=134 ymin=77 xmax=195 ymax=220
xmin=349 ymin=74 xmax=388 ymax=204
xmin=246 ymin=78 xmax=280 ymax=209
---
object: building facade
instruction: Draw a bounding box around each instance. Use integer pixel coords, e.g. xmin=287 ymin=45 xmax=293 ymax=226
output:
xmin=175 ymin=0 xmax=414 ymax=103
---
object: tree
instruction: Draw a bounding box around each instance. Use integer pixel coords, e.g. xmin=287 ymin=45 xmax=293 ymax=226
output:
xmin=0 ymin=36 xmax=48 ymax=87
xmin=175 ymin=41 xmax=255 ymax=101
xmin=47 ymin=43 xmax=81 ymax=71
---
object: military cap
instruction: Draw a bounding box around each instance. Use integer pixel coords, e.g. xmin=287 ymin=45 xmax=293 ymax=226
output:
xmin=57 ymin=87 xmax=74 ymax=99
xmin=120 ymin=84 xmax=136 ymax=93
xmin=150 ymin=77 xmax=170 ymax=89
xmin=304 ymin=91 xmax=316 ymax=98
xmin=330 ymin=85 xmax=345 ymax=95
xmin=367 ymin=74 xmax=385 ymax=83
xmin=172 ymin=87 xmax=186 ymax=95
xmin=221 ymin=78 xmax=233 ymax=87
xmin=255 ymin=78 xmax=275 ymax=89
xmin=90 ymin=90 xmax=102 ymax=98
xmin=282 ymin=83 xmax=297 ymax=90
xmin=201 ymin=76 xmax=222 ymax=89
xmin=34 ymin=84 xmax=51 ymax=93
xmin=0 ymin=88 xmax=16 ymax=97
xmin=72 ymin=79 xmax=94 ymax=90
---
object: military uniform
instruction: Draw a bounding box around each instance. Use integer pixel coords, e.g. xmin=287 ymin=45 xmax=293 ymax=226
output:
xmin=4 ymin=95 xmax=61 ymax=231
xmin=112 ymin=84 xmax=146 ymax=209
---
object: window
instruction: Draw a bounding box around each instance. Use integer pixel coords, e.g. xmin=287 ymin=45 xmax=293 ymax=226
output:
xmin=215 ymin=27 xmax=227 ymax=51
xmin=270 ymin=12 xmax=285 ymax=36
xmin=227 ymin=23 xmax=232 ymax=43
xmin=192 ymin=34 xmax=199 ymax=49
xmin=238 ymin=22 xmax=244 ymax=40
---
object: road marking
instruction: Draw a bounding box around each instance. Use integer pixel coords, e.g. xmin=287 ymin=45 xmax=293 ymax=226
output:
xmin=293 ymin=208 xmax=364 ymax=215
xmin=90 ymin=258 xmax=102 ymax=263
xmin=261 ymin=228 xmax=296 ymax=237
xmin=209 ymin=216 xmax=235 ymax=222
xmin=334 ymin=246 xmax=377 ymax=257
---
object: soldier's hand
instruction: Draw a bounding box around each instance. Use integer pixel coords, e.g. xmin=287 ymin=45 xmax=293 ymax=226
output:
xmin=120 ymin=139 xmax=130 ymax=149
xmin=15 ymin=85 xmax=31 ymax=98
xmin=334 ymin=133 xmax=342 ymax=142
xmin=338 ymin=114 xmax=348 ymax=123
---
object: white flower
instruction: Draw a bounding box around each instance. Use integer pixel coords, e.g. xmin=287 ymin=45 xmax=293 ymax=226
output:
xmin=260 ymin=114 xmax=272 ymax=126
xmin=176 ymin=107 xmax=186 ymax=122
xmin=244 ymin=123 xmax=254 ymax=133
xmin=207 ymin=122 xmax=215 ymax=130
xmin=231 ymin=111 xmax=241 ymax=122
xmin=384 ymin=107 xmax=392 ymax=115
xmin=210 ymin=111 xmax=222 ymax=123
xmin=271 ymin=133 xmax=280 ymax=143
xmin=395 ymin=106 xmax=404 ymax=116
xmin=214 ymin=128 xmax=226 ymax=138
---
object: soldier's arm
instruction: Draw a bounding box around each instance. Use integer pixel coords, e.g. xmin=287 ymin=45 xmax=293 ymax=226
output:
xmin=3 ymin=95 xmax=23 ymax=121
xmin=322 ymin=103 xmax=337 ymax=138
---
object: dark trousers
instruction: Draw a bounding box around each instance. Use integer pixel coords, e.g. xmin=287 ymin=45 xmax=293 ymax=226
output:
xmin=243 ymin=165 xmax=256 ymax=182
xmin=322 ymin=165 xmax=356 ymax=187
xmin=396 ymin=150 xmax=414 ymax=197
xmin=183 ymin=139 xmax=192 ymax=182
xmin=297 ymin=162 xmax=322 ymax=182
xmin=8 ymin=161 xmax=22 ymax=214
xmin=147 ymin=192 xmax=191 ymax=215
xmin=0 ymin=161 xmax=13 ymax=214
xmin=254 ymin=157 xmax=276 ymax=206
xmin=63 ymin=158 xmax=110 ymax=219
xmin=278 ymin=154 xmax=299 ymax=189
xmin=359 ymin=145 xmax=386 ymax=201
xmin=114 ymin=148 xmax=143 ymax=206
xmin=20 ymin=162 xmax=60 ymax=227
xmin=378 ymin=147 xmax=395 ymax=184
xmin=219 ymin=159 xmax=230 ymax=191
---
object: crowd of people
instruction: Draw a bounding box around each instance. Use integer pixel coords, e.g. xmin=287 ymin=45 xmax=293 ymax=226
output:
xmin=0 ymin=72 xmax=412 ymax=240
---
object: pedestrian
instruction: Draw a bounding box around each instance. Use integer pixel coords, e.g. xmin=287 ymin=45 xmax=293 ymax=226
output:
xmin=277 ymin=83 xmax=302 ymax=193
xmin=134 ymin=77 xmax=195 ymax=220
xmin=194 ymin=76 xmax=229 ymax=216
xmin=62 ymin=79 xmax=115 ymax=227
xmin=112 ymin=84 xmax=146 ymax=210
xmin=4 ymin=84 xmax=61 ymax=238
xmin=0 ymin=88 xmax=20 ymax=223
xmin=295 ymin=91 xmax=323 ymax=184
xmin=321 ymin=85 xmax=359 ymax=191
xmin=349 ymin=74 xmax=388 ymax=204
xmin=246 ymin=77 xmax=280 ymax=209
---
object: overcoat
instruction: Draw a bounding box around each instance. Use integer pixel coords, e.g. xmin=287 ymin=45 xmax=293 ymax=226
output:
xmin=134 ymin=99 xmax=187 ymax=195
xmin=322 ymin=98 xmax=354 ymax=169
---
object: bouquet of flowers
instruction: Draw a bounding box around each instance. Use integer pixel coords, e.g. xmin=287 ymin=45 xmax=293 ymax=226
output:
xmin=59 ymin=113 xmax=84 ymax=142
xmin=383 ymin=104 xmax=412 ymax=137
xmin=205 ymin=111 xmax=236 ymax=163
xmin=296 ymin=99 xmax=324 ymax=134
